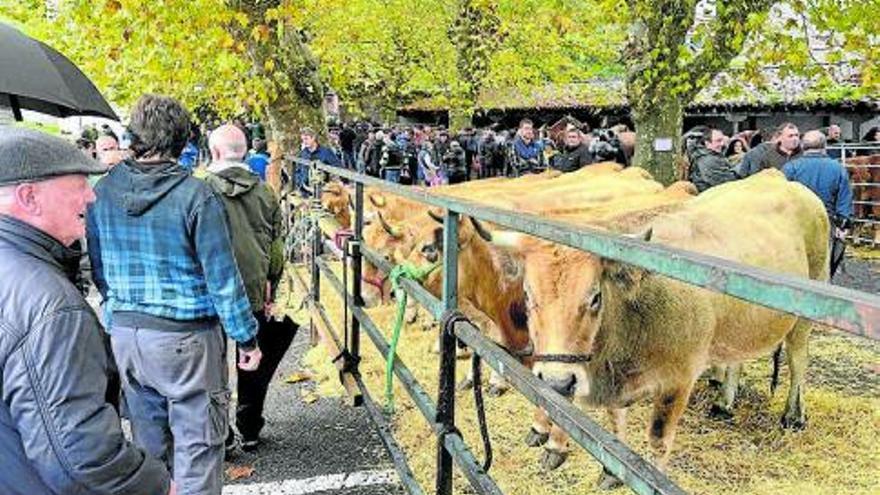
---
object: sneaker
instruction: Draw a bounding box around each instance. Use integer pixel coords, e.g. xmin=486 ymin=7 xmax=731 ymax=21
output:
xmin=240 ymin=437 xmax=262 ymax=453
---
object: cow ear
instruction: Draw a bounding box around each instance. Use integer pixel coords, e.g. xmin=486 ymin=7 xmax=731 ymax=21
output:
xmin=601 ymin=258 xmax=647 ymax=292
xmin=369 ymin=193 xmax=386 ymax=208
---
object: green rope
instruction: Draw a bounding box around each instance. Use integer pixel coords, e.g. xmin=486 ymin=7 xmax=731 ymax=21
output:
xmin=384 ymin=261 xmax=439 ymax=413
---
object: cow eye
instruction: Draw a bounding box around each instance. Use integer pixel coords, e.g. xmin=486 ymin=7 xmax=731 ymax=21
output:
xmin=588 ymin=291 xmax=602 ymax=313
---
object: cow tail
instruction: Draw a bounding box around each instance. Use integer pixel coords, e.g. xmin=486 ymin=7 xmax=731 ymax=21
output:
xmin=770 ymin=344 xmax=783 ymax=395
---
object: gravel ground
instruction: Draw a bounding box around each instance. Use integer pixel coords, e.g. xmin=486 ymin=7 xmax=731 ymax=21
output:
xmin=831 ymin=255 xmax=880 ymax=293
xmin=222 ymin=328 xmax=407 ymax=494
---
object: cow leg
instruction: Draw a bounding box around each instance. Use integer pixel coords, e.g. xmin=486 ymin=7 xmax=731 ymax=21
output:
xmin=455 ymin=301 xmax=509 ymax=395
xmin=541 ymin=421 xmax=572 ymax=471
xmin=781 ymin=320 xmax=810 ymax=430
xmin=404 ymin=298 xmax=420 ymax=324
xmin=526 ymin=407 xmax=551 ymax=447
xmin=709 ymin=364 xmax=740 ymax=421
xmin=597 ymin=408 xmax=628 ymax=490
xmin=706 ymin=365 xmax=726 ymax=388
xmin=487 ymin=370 xmax=509 ymax=397
xmin=648 ymin=383 xmax=693 ymax=470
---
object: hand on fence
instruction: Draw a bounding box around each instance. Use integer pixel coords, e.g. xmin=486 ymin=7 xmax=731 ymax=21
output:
xmin=238 ymin=346 xmax=263 ymax=371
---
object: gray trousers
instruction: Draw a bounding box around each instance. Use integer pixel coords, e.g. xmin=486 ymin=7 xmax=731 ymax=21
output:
xmin=111 ymin=324 xmax=228 ymax=495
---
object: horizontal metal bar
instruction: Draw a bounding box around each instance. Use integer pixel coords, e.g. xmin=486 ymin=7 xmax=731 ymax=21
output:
xmin=318 ymin=256 xmax=438 ymax=421
xmin=851 ymin=183 xmax=880 ymax=187
xmin=853 ymin=200 xmax=880 ymax=206
xmin=443 ymin=433 xmax=504 ymax=495
xmin=352 ymin=372 xmax=427 ymax=495
xmin=453 ymin=322 xmax=687 ymax=495
xmin=844 ymin=164 xmax=880 ymax=169
xmin=852 ymin=218 xmax=880 ymax=225
xmin=829 ymin=144 xmax=880 ymax=150
xmin=315 ymin=259 xmax=503 ymax=494
xmin=314 ymin=163 xmax=880 ymax=341
xmin=361 ymin=245 xmax=446 ymax=320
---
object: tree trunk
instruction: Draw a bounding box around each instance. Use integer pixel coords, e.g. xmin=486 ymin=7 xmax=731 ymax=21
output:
xmin=631 ymin=98 xmax=684 ymax=186
xmin=227 ymin=1 xmax=327 ymax=194
xmin=449 ymin=106 xmax=474 ymax=132
xmin=264 ymin=98 xmax=324 ymax=194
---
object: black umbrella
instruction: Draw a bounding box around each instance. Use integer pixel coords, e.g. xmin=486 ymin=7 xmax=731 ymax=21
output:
xmin=0 ymin=22 xmax=118 ymax=121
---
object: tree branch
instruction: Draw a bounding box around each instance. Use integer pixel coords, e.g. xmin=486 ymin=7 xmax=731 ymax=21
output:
xmin=685 ymin=0 xmax=775 ymax=97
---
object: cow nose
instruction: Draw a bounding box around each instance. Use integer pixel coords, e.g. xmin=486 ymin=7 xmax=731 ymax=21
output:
xmin=544 ymin=373 xmax=577 ymax=398
xmin=422 ymin=245 xmax=439 ymax=263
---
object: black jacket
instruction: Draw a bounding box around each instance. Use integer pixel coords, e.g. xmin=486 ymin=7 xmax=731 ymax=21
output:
xmin=738 ymin=142 xmax=802 ymax=177
xmin=551 ymin=144 xmax=593 ymax=173
xmin=0 ymin=215 xmax=170 ymax=495
xmin=691 ymin=146 xmax=739 ymax=192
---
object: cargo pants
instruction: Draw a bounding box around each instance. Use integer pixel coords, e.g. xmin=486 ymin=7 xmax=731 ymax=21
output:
xmin=111 ymin=324 xmax=228 ymax=495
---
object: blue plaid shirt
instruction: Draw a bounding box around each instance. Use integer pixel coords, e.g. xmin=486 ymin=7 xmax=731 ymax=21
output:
xmin=86 ymin=160 xmax=257 ymax=344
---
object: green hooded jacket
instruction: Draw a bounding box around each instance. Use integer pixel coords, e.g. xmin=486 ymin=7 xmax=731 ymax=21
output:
xmin=204 ymin=162 xmax=284 ymax=311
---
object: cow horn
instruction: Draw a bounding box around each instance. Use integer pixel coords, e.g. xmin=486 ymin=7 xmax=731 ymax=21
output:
xmin=348 ymin=194 xmax=355 ymax=210
xmin=469 ymin=217 xmax=493 ymax=242
xmin=626 ymin=226 xmax=653 ymax=242
xmin=369 ymin=193 xmax=386 ymax=208
xmin=377 ymin=211 xmax=403 ymax=238
xmin=427 ymin=209 xmax=444 ymax=224
xmin=489 ymin=231 xmax=524 ymax=249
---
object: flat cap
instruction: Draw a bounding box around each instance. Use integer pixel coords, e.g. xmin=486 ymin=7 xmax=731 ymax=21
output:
xmin=0 ymin=126 xmax=107 ymax=186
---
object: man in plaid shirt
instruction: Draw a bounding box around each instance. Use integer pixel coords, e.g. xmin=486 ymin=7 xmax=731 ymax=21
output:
xmin=86 ymin=94 xmax=261 ymax=495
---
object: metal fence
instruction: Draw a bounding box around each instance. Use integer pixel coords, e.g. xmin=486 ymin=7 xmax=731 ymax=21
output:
xmin=831 ymin=142 xmax=880 ymax=246
xmin=287 ymin=157 xmax=880 ymax=495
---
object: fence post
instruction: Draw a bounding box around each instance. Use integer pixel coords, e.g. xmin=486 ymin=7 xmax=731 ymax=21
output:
xmin=436 ymin=211 xmax=459 ymax=495
xmin=350 ymin=182 xmax=364 ymax=366
xmin=310 ymin=162 xmax=322 ymax=338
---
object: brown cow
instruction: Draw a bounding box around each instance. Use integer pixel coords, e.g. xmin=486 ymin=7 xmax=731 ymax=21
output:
xmin=844 ymin=154 xmax=880 ymax=243
xmin=484 ymin=170 xmax=828 ymax=483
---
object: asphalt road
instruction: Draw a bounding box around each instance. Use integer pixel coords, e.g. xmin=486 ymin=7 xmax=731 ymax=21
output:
xmin=222 ymin=327 xmax=407 ymax=495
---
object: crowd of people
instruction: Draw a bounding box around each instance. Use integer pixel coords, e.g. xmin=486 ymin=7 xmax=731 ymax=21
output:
xmin=0 ymin=95 xmax=293 ymax=495
xmin=285 ymin=118 xmax=630 ymax=193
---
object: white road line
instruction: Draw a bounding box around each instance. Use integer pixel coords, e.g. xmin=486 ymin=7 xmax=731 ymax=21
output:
xmin=222 ymin=469 xmax=399 ymax=495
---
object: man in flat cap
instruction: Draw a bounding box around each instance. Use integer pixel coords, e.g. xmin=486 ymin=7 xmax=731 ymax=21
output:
xmin=86 ymin=94 xmax=260 ymax=495
xmin=0 ymin=127 xmax=174 ymax=495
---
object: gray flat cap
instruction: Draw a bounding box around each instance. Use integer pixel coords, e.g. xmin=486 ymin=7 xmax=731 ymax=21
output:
xmin=0 ymin=126 xmax=107 ymax=186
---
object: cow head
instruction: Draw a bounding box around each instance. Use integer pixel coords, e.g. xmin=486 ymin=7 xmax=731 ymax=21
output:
xmin=321 ymin=181 xmax=352 ymax=228
xmin=483 ymin=224 xmax=652 ymax=399
xmin=405 ymin=210 xmax=489 ymax=267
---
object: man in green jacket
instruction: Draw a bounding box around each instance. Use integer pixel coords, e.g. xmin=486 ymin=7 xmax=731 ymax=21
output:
xmin=204 ymin=125 xmax=294 ymax=452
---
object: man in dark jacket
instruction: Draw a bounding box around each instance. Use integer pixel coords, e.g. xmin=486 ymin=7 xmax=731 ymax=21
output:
xmin=442 ymin=140 xmax=468 ymax=184
xmin=551 ymin=128 xmax=593 ymax=173
xmin=86 ymin=95 xmax=260 ymax=495
xmin=783 ymin=130 xmax=854 ymax=276
xmin=204 ymin=125 xmax=294 ymax=452
xmin=690 ymin=127 xmax=740 ymax=193
xmin=296 ymin=127 xmax=341 ymax=195
xmin=739 ymin=122 xmax=802 ymax=177
xmin=0 ymin=127 xmax=173 ymax=495
xmin=508 ymin=118 xmax=544 ymax=175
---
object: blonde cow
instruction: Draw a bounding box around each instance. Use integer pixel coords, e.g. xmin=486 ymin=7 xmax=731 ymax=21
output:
xmin=482 ymin=170 xmax=828 ymax=485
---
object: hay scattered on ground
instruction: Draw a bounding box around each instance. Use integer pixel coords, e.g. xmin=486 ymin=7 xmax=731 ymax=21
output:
xmin=280 ymin=263 xmax=880 ymax=495
xmin=850 ymin=246 xmax=880 ymax=261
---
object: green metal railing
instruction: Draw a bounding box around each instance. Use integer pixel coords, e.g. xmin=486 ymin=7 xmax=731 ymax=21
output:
xmin=313 ymin=162 xmax=880 ymax=341
xmin=290 ymin=156 xmax=880 ymax=495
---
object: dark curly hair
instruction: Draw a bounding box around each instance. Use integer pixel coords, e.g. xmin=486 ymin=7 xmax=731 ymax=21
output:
xmin=127 ymin=94 xmax=191 ymax=160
